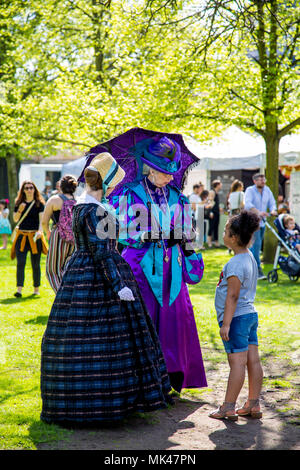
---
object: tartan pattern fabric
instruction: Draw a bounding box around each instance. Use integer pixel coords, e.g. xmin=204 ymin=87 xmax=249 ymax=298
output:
xmin=41 ymin=203 xmax=171 ymax=424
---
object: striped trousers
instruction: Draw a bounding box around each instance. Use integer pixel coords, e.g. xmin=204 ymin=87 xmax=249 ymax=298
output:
xmin=46 ymin=226 xmax=74 ymax=293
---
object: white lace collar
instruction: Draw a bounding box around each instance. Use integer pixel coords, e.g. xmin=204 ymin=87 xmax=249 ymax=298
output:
xmin=76 ymin=191 xmax=103 ymax=208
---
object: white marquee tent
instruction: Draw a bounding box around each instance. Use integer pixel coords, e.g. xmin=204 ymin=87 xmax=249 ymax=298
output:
xmin=183 ymin=125 xmax=300 ymax=171
xmin=61 ymin=156 xmax=87 ymax=178
xmin=61 ymin=126 xmax=300 ymax=179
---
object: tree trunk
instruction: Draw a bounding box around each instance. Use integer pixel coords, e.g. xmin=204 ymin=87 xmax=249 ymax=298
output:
xmin=6 ymin=153 xmax=19 ymax=226
xmin=263 ymin=126 xmax=279 ymax=263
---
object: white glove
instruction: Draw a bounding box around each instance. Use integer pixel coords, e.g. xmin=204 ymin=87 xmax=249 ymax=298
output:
xmin=118 ymin=286 xmax=135 ymax=301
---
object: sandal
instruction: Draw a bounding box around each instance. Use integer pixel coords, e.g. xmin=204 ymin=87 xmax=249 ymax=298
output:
xmin=209 ymin=402 xmax=238 ymax=421
xmin=237 ymin=399 xmax=262 ymax=419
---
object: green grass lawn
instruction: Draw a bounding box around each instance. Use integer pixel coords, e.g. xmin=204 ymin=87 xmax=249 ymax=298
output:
xmin=0 ymin=243 xmax=299 ymax=449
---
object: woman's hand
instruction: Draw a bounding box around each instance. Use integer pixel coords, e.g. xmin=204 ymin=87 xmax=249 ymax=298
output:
xmin=35 ymin=230 xmax=43 ymax=240
xmin=18 ymin=202 xmax=26 ymax=213
xmin=220 ymin=324 xmax=230 ymax=342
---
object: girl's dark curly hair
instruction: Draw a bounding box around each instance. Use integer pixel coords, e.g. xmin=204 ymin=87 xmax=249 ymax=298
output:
xmin=228 ymin=210 xmax=260 ymax=247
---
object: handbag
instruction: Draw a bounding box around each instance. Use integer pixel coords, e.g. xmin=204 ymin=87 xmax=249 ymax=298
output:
xmin=179 ymin=245 xmax=204 ymax=284
xmin=230 ymin=192 xmax=242 ymax=216
xmin=11 ymin=200 xmax=35 ymax=242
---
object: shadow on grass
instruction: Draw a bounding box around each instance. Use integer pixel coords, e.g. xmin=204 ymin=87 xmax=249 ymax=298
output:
xmin=27 ymin=419 xmax=72 ymax=448
xmin=0 ymin=386 xmax=38 ymax=405
xmin=25 ymin=316 xmax=49 ymax=325
xmin=0 ymin=295 xmax=41 ymax=305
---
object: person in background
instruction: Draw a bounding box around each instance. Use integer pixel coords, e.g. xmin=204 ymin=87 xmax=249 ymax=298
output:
xmin=189 ymin=184 xmax=202 ymax=248
xmin=244 ymin=173 xmax=277 ymax=280
xmin=228 ymin=180 xmax=245 ymax=216
xmin=42 ymin=175 xmax=78 ymax=293
xmin=50 ymin=180 xmax=61 ymax=197
xmin=42 ymin=181 xmax=53 ymax=201
xmin=199 ymin=190 xmax=210 ymax=249
xmin=198 ymin=182 xmax=204 ymax=194
xmin=207 ymin=180 xmax=222 ymax=248
xmin=282 ymin=214 xmax=300 ymax=254
xmin=210 ymin=210 xmax=263 ymax=421
xmin=189 ymin=184 xmax=201 ymax=214
xmin=277 ymin=194 xmax=289 ymax=215
xmin=0 ymin=199 xmax=12 ymax=249
xmin=11 ymin=181 xmax=48 ymax=297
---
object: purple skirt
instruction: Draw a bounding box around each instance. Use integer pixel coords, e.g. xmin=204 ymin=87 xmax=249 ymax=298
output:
xmin=122 ymin=245 xmax=207 ymax=391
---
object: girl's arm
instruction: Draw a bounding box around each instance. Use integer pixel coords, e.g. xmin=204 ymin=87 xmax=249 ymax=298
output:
xmin=220 ymin=276 xmax=241 ymax=342
xmin=36 ymin=212 xmax=45 ymax=240
xmin=42 ymin=198 xmax=54 ymax=238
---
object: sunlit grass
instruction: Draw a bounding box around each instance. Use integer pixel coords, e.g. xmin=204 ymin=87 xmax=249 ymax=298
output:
xmin=0 ymin=244 xmax=299 ymax=449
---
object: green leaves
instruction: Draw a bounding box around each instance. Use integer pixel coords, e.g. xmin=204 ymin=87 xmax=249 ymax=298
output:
xmin=0 ymin=0 xmax=299 ymax=165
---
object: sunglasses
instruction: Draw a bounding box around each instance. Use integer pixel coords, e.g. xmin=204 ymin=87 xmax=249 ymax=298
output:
xmin=24 ymin=186 xmax=34 ymax=190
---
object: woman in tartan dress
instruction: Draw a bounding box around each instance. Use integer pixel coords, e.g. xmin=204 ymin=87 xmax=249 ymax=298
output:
xmin=40 ymin=153 xmax=171 ymax=425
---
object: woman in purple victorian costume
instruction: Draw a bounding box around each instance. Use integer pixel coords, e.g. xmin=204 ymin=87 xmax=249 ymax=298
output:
xmin=112 ymin=137 xmax=207 ymax=393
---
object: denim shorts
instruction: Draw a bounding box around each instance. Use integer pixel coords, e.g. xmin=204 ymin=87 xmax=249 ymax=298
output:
xmin=219 ymin=313 xmax=259 ymax=354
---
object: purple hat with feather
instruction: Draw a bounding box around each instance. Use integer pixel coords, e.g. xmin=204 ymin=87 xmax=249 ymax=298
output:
xmin=129 ymin=136 xmax=182 ymax=174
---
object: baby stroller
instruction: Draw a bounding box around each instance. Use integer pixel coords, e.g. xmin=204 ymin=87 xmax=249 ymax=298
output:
xmin=266 ymin=214 xmax=300 ymax=283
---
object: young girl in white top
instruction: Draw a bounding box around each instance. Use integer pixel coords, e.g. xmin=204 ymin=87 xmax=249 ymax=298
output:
xmin=0 ymin=199 xmax=12 ymax=249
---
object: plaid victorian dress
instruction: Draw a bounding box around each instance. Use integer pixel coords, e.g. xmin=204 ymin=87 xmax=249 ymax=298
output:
xmin=40 ymin=201 xmax=171 ymax=425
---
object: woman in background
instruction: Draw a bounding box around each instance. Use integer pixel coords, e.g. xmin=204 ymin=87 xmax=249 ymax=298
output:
xmin=42 ymin=175 xmax=77 ymax=293
xmin=11 ymin=181 xmax=47 ymax=297
xmin=228 ymin=180 xmax=245 ymax=216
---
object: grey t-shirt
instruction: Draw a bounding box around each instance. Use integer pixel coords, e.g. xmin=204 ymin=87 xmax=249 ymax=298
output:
xmin=215 ymin=250 xmax=258 ymax=323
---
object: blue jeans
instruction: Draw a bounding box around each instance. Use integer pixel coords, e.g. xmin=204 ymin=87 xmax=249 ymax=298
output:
xmin=250 ymin=226 xmax=265 ymax=269
xmin=219 ymin=313 xmax=259 ymax=354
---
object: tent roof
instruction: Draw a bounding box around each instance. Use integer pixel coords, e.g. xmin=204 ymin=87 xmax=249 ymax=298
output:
xmin=183 ymin=126 xmax=300 ymax=171
xmin=61 ymin=156 xmax=87 ymax=178
xmin=61 ymin=126 xmax=300 ymax=177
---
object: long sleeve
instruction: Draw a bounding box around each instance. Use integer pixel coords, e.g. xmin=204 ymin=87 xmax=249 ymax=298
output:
xmin=85 ymin=207 xmax=126 ymax=294
xmin=244 ymin=187 xmax=256 ymax=211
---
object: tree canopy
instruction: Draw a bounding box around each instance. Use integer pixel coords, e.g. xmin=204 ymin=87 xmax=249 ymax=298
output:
xmin=0 ymin=0 xmax=299 ymax=193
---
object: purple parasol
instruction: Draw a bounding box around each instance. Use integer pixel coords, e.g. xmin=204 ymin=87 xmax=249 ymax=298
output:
xmin=78 ymin=127 xmax=200 ymax=192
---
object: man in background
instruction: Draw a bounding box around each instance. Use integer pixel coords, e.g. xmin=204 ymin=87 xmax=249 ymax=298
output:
xmin=189 ymin=184 xmax=203 ymax=248
xmin=207 ymin=179 xmax=222 ymax=248
xmin=244 ymin=173 xmax=277 ymax=280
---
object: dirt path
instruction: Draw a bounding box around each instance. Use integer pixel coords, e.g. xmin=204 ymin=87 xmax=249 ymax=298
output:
xmin=38 ymin=361 xmax=300 ymax=451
